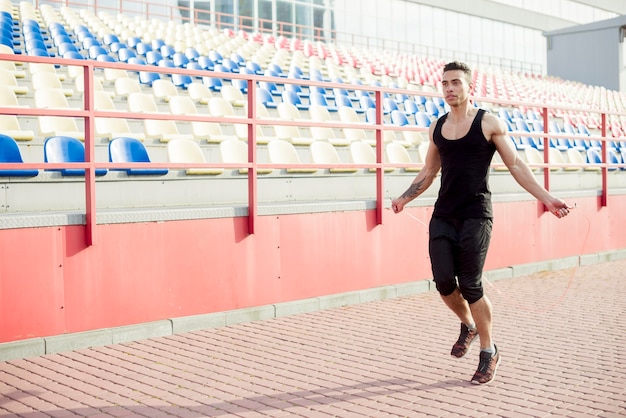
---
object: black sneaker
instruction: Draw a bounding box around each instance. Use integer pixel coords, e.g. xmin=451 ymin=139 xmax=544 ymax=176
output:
xmin=451 ymin=323 xmax=478 ymax=358
xmin=471 ymin=345 xmax=501 ymax=385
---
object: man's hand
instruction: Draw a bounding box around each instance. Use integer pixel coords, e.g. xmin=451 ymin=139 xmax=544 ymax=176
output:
xmin=391 ymin=198 xmax=405 ymax=214
xmin=546 ymin=198 xmax=572 ymax=218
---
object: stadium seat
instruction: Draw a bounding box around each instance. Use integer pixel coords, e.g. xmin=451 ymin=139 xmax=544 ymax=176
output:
xmin=34 ymin=87 xmax=74 ymax=110
xmin=145 ymin=50 xmax=163 ymax=66
xmin=309 ymin=104 xmax=350 ymax=146
xmin=257 ymin=87 xmax=278 ymax=109
xmin=172 ymin=74 xmax=193 ymax=89
xmin=414 ymin=111 xmax=432 ymax=128
xmin=566 ymin=148 xmax=598 ymax=172
xmin=203 ymin=76 xmax=223 ymax=92
xmin=108 ymin=136 xmax=168 ymax=175
xmin=349 ymin=140 xmax=393 ymax=172
xmin=168 ymin=95 xmax=234 ymax=143
xmin=187 ymin=82 xmax=213 ymax=104
xmin=38 ymin=115 xmax=84 ymax=141
xmin=31 ymin=71 xmax=73 ymax=96
xmin=267 ymin=139 xmax=317 ymax=173
xmin=138 ymin=71 xmax=161 ymax=87
xmin=208 ymin=97 xmax=236 ymax=117
xmin=127 ymin=92 xmax=159 ymax=113
xmin=281 ymin=89 xmax=308 ymax=111
xmin=278 ymin=102 xmax=305 ymax=121
xmin=112 ymin=75 xmax=141 ymax=98
xmin=152 ymin=78 xmax=179 ymax=102
xmin=0 ymin=134 xmax=38 ymax=177
xmin=166 ymin=137 xmax=223 ymax=175
xmin=197 ymin=56 xmax=215 ymax=70
xmin=548 ymin=147 xmax=579 ymax=171
xmin=310 ymin=141 xmax=357 ymax=173
xmin=0 ymin=85 xmax=26 ymax=107
xmin=117 ymin=47 xmax=137 ymax=63
xmin=219 ymin=138 xmax=272 ymax=174
xmin=0 ymin=115 xmax=35 ymax=141
xmin=259 ymin=80 xmax=282 ymax=97
xmin=0 ymin=68 xmax=28 ymax=95
xmin=309 ymin=92 xmax=338 ymax=112
xmin=386 ymin=141 xmax=421 ymax=172
xmin=523 ymin=146 xmax=546 ymax=172
xmin=220 ymin=84 xmax=246 ymax=107
xmin=44 ymin=135 xmax=107 ymax=176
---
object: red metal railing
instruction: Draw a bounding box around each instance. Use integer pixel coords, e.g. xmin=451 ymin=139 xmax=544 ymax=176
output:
xmin=1 ymin=53 xmax=624 ymax=246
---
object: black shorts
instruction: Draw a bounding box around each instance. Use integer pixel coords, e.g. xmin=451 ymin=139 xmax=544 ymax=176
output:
xmin=428 ymin=216 xmax=493 ymax=304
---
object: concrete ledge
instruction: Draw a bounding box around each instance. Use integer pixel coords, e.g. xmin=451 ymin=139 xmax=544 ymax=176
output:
xmin=45 ymin=329 xmax=113 ymax=355
xmin=358 ymin=285 xmax=398 ymax=303
xmin=225 ymin=305 xmax=276 ymax=326
xmin=2 ymin=249 xmax=625 ymax=362
xmin=171 ymin=312 xmax=226 ymax=334
xmin=112 ymin=320 xmax=172 ymax=344
xmin=394 ymin=280 xmax=432 ymax=297
xmin=483 ymin=267 xmax=513 ymax=283
xmin=0 ymin=338 xmax=45 ymax=362
xmin=275 ymin=298 xmax=321 ymax=318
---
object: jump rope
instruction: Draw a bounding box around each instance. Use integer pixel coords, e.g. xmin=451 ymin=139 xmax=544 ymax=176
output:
xmin=402 ymin=204 xmax=592 ymax=314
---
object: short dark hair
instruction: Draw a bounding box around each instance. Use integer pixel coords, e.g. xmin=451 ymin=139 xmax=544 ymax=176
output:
xmin=443 ymin=61 xmax=472 ymax=83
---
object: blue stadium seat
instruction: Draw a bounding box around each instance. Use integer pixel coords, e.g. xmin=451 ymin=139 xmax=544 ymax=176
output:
xmin=245 ymin=61 xmax=263 ymax=75
xmin=109 ymin=137 xmax=168 ymax=175
xmin=185 ymin=47 xmax=200 ymax=61
xmin=82 ymin=37 xmax=101 ymax=49
xmin=44 ymin=136 xmax=107 ymax=176
xmin=202 ymin=76 xmax=223 ymax=92
xmin=309 ymin=92 xmax=337 ymax=112
xmin=172 ymin=73 xmax=193 ymax=89
xmin=259 ymin=80 xmax=281 ymax=96
xmin=172 ymin=52 xmax=189 ymax=68
xmin=109 ymin=41 xmax=126 ymax=54
xmin=232 ymin=78 xmax=248 ymax=94
xmin=391 ymin=109 xmax=410 ymax=126
xmin=197 ymin=55 xmax=214 ymax=70
xmin=0 ymin=134 xmax=38 ymax=177
xmin=160 ymin=44 xmax=175 ymax=59
xmin=145 ymin=50 xmax=163 ymax=65
xmin=208 ymin=50 xmax=223 ymax=64
xmin=103 ymin=33 xmax=120 ymax=46
xmin=135 ymin=41 xmax=152 ymax=56
xmin=414 ymin=111 xmax=432 ymax=128
xmin=139 ymin=71 xmax=160 ymax=87
xmin=335 ymin=93 xmax=362 ymax=112
xmin=88 ymin=45 xmax=108 ymax=60
xmin=403 ymin=99 xmax=419 ymax=116
xmin=117 ymin=47 xmax=137 ymax=63
xmin=63 ymin=50 xmax=84 ymax=60
xmin=151 ymin=39 xmax=165 ymax=51
xmin=127 ymin=36 xmax=141 ymax=49
xmin=257 ymin=87 xmax=278 ymax=109
xmin=281 ymin=89 xmax=308 ymax=110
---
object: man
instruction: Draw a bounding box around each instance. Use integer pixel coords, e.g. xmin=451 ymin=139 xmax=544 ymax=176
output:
xmin=391 ymin=61 xmax=571 ymax=385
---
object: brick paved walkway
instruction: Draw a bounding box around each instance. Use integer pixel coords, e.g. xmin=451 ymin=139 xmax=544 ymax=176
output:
xmin=0 ymin=259 xmax=625 ymax=417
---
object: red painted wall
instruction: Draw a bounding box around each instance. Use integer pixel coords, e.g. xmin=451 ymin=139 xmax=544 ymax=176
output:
xmin=1 ymin=195 xmax=624 ymax=343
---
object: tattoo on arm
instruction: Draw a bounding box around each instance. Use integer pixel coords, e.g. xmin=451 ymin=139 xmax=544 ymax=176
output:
xmin=400 ymin=179 xmax=425 ymax=200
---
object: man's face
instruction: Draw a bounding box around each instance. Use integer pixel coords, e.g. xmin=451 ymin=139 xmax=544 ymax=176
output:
xmin=441 ymin=70 xmax=471 ymax=107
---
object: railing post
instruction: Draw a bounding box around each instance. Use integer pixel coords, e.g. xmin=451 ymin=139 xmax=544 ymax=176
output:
xmin=247 ymin=79 xmax=257 ymax=234
xmin=542 ymin=106 xmax=550 ymax=212
xmin=83 ymin=63 xmax=96 ymax=246
xmin=601 ymin=112 xmax=608 ymax=207
xmin=375 ymin=89 xmax=384 ymax=225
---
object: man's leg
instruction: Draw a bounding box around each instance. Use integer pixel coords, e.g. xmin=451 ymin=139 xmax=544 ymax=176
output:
xmin=441 ymin=287 xmax=473 ymax=325
xmin=469 ymin=295 xmax=492 ymax=350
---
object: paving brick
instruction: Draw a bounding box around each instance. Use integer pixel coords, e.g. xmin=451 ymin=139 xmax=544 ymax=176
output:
xmin=0 ymin=259 xmax=625 ymax=417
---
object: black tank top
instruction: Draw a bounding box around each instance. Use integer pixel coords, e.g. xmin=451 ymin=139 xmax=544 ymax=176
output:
xmin=432 ymin=109 xmax=496 ymax=218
